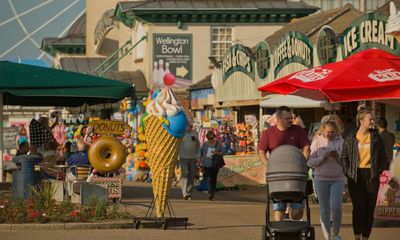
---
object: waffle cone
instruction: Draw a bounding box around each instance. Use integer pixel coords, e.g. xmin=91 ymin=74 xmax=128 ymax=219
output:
xmin=145 ymin=115 xmax=181 ymax=218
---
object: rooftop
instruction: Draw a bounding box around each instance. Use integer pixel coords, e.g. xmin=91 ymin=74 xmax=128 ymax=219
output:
xmin=114 ymin=0 xmax=319 ymax=28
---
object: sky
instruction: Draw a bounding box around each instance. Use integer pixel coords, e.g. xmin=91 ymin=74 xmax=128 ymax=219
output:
xmin=0 ymin=0 xmax=86 ymax=66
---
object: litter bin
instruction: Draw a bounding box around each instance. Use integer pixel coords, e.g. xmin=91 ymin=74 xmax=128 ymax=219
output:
xmin=12 ymin=155 xmax=42 ymax=199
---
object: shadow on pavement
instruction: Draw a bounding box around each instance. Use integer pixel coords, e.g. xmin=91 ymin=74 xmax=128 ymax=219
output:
xmin=121 ymin=184 xmax=267 ymax=204
xmin=187 ymin=224 xmax=262 ymax=230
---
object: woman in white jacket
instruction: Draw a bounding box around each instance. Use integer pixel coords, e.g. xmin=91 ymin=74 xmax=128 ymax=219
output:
xmin=308 ymin=121 xmax=345 ymax=240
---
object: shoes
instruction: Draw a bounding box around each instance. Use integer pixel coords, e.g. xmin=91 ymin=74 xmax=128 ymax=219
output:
xmin=184 ymin=195 xmax=192 ymax=200
xmin=208 ymin=195 xmax=215 ymax=201
xmin=333 ymin=236 xmax=341 ymax=240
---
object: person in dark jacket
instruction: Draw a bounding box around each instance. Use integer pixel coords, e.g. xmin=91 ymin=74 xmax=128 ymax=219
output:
xmin=340 ymin=108 xmax=388 ymax=240
xmin=375 ymin=118 xmax=395 ymax=163
xmin=200 ymin=130 xmax=223 ymax=201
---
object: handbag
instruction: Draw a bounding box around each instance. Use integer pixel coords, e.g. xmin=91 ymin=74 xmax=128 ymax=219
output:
xmin=212 ymin=154 xmax=225 ymax=168
xmin=211 ymin=141 xmax=225 ymax=168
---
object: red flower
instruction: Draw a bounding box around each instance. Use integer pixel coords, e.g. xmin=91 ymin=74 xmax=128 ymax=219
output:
xmin=26 ymin=208 xmax=40 ymax=219
xmin=70 ymin=209 xmax=79 ymax=217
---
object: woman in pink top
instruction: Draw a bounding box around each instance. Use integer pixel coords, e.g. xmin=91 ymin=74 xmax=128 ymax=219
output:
xmin=308 ymin=121 xmax=344 ymax=240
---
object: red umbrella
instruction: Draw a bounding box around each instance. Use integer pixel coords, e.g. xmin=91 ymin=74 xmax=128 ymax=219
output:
xmin=258 ymin=49 xmax=400 ymax=103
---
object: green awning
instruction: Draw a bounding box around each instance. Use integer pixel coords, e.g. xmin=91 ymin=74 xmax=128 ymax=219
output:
xmin=0 ymin=61 xmax=134 ymax=106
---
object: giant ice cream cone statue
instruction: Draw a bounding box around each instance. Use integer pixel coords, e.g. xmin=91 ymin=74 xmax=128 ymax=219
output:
xmin=386 ymin=2 xmax=400 ymax=43
xmin=144 ymin=86 xmax=188 ymax=218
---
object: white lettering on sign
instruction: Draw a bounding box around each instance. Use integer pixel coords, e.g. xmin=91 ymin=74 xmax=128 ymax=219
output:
xmin=222 ymin=48 xmax=252 ymax=76
xmin=272 ymin=35 xmax=312 ymax=71
xmin=289 ymin=68 xmax=332 ymax=82
xmin=368 ymin=69 xmax=400 ymax=82
xmin=343 ymin=20 xmax=395 ymax=58
xmin=155 ymin=36 xmax=190 ymax=54
xmin=162 ymin=45 xmax=183 ymax=54
xmin=155 ymin=37 xmax=189 ymax=46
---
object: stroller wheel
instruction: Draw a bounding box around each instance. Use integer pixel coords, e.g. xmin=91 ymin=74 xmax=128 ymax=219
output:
xmin=301 ymin=227 xmax=315 ymax=240
xmin=261 ymin=226 xmax=278 ymax=240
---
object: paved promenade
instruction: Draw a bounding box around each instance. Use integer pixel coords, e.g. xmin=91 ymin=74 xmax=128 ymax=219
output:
xmin=1 ymin=182 xmax=399 ymax=240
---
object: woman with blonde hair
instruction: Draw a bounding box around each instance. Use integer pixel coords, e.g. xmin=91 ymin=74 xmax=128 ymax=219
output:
xmin=341 ymin=108 xmax=388 ymax=240
xmin=308 ymin=121 xmax=344 ymax=240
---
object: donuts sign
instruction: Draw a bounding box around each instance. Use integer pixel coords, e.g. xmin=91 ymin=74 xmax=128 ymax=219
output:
xmin=88 ymin=120 xmax=131 ymax=135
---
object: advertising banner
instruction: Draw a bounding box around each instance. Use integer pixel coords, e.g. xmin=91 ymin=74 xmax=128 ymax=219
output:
xmin=217 ymin=155 xmax=265 ymax=187
xmin=374 ymin=170 xmax=400 ymax=220
xmin=152 ymin=33 xmax=192 ymax=87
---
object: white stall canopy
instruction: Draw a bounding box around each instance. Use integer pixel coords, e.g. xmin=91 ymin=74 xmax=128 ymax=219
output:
xmin=260 ymin=95 xmax=328 ymax=108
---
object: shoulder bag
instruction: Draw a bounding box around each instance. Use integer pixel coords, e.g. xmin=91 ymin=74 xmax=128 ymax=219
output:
xmin=212 ymin=141 xmax=225 ymax=168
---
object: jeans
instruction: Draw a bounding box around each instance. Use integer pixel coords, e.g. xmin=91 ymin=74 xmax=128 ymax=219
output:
xmin=179 ymin=158 xmax=196 ymax=197
xmin=272 ymin=201 xmax=305 ymax=211
xmin=314 ymin=180 xmax=344 ymax=239
xmin=204 ymin=167 xmax=219 ymax=197
xmin=348 ymin=168 xmax=379 ymax=238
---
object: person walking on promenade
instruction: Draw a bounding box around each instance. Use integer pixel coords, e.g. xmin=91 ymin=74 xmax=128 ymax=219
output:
xmin=308 ymin=121 xmax=344 ymax=240
xmin=376 ymin=118 xmax=395 ymax=163
xmin=179 ymin=121 xmax=200 ymax=200
xmin=258 ymin=105 xmax=310 ymax=221
xmin=341 ymin=108 xmax=388 ymax=240
xmin=200 ymin=130 xmax=223 ymax=201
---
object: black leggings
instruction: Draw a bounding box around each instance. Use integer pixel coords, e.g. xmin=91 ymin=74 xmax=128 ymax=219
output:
xmin=204 ymin=167 xmax=219 ymax=197
xmin=347 ymin=168 xmax=379 ymax=238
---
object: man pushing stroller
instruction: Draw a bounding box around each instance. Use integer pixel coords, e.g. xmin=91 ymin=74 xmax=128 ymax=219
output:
xmin=259 ymin=106 xmax=311 ymax=221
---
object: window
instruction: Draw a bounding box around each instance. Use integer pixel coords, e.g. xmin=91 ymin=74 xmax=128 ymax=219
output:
xmin=210 ymin=27 xmax=233 ymax=61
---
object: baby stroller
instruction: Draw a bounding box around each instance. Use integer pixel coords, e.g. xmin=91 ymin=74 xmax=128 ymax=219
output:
xmin=262 ymin=145 xmax=315 ymax=240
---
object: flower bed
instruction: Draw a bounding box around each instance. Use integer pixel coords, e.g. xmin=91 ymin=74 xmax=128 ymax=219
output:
xmin=0 ymin=184 xmax=130 ymax=224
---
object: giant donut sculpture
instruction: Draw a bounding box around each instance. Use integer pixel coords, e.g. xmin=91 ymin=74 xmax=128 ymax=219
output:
xmin=88 ymin=136 xmax=127 ymax=172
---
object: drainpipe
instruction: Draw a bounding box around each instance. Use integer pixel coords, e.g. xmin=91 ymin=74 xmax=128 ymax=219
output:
xmin=360 ymin=0 xmax=366 ymax=13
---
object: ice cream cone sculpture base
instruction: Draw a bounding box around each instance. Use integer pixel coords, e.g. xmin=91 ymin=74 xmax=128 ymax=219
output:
xmin=133 ymin=214 xmax=189 ymax=230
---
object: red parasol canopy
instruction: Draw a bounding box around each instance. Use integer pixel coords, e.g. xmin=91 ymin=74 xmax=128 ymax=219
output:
xmin=258 ymin=49 xmax=400 ymax=103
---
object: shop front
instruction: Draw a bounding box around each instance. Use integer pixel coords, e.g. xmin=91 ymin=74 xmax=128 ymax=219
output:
xmin=209 ymin=43 xmax=265 ymax=186
xmin=211 ymin=4 xmax=400 ymax=187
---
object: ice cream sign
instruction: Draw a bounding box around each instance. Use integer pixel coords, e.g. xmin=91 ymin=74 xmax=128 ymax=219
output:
xmin=272 ymin=31 xmax=313 ymax=78
xmin=340 ymin=13 xmax=400 ymax=59
xmin=221 ymin=44 xmax=255 ymax=83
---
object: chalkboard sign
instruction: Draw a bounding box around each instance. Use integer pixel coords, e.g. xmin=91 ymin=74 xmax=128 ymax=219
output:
xmin=3 ymin=127 xmax=19 ymax=149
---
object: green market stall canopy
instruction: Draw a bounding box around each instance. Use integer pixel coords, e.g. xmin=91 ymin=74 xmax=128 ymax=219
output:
xmin=0 ymin=61 xmax=134 ymax=107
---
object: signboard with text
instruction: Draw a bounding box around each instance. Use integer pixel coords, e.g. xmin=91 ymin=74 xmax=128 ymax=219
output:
xmin=316 ymin=26 xmax=338 ymax=65
xmin=217 ymin=155 xmax=266 ymax=187
xmin=3 ymin=127 xmax=19 ymax=150
xmin=374 ymin=170 xmax=400 ymax=220
xmin=255 ymin=41 xmax=271 ymax=81
xmin=221 ymin=44 xmax=255 ymax=83
xmin=272 ymin=31 xmax=313 ymax=78
xmin=88 ymin=120 xmax=131 ymax=135
xmin=340 ymin=13 xmax=400 ymax=59
xmin=152 ymin=33 xmax=192 ymax=87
